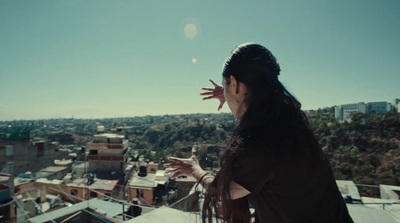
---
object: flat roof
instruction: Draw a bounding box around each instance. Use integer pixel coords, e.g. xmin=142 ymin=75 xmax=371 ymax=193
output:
xmin=88 ymin=179 xmax=118 ymax=191
xmin=28 ymin=198 xmax=124 ymax=223
xmin=54 ymin=159 xmax=73 ymax=165
xmin=36 ymin=178 xmax=63 ymax=184
xmin=129 ymin=173 xmax=156 ymax=189
xmin=336 ymin=180 xmax=361 ymax=200
xmin=125 ymin=206 xmax=201 ymax=223
xmin=94 ymin=133 xmax=124 ymax=138
xmin=40 ymin=166 xmax=68 ymax=173
xmin=0 ymin=175 xmax=11 ymax=183
xmin=347 ymin=204 xmax=398 ymax=223
xmin=14 ymin=177 xmax=34 ymax=186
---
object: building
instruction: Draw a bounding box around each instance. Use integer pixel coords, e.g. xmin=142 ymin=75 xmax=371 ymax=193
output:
xmin=27 ymin=198 xmax=127 ymax=223
xmin=86 ymin=133 xmax=129 ymax=177
xmin=0 ymin=133 xmax=70 ymax=175
xmin=128 ymin=160 xmax=170 ymax=206
xmin=0 ymin=173 xmax=14 ymax=223
xmin=35 ymin=177 xmax=119 ymax=203
xmin=335 ymin=101 xmax=395 ymax=122
xmin=128 ymin=172 xmax=156 ymax=206
xmin=395 ymin=98 xmax=400 ymax=112
xmin=36 ymin=166 xmax=69 ymax=181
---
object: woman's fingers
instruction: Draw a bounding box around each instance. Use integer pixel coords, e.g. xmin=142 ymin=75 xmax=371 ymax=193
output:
xmin=200 ymin=92 xmax=215 ymax=96
xmin=167 ymin=157 xmax=184 ymax=163
xmin=164 ymin=163 xmax=192 ymax=169
xmin=209 ymin=79 xmax=219 ymax=87
xmin=167 ymin=157 xmax=191 ymax=163
xmin=171 ymin=171 xmax=183 ymax=179
xmin=202 ymin=95 xmax=217 ymax=100
xmin=218 ymin=102 xmax=224 ymax=111
xmin=201 ymin=88 xmax=216 ymax=91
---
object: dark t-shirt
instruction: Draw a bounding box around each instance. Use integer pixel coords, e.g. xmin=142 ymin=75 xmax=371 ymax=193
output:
xmin=232 ymin=131 xmax=353 ymax=223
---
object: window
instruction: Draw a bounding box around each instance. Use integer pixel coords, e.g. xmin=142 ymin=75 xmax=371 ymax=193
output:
xmin=5 ymin=146 xmax=13 ymax=156
xmin=136 ymin=189 xmax=144 ymax=198
xmin=71 ymin=189 xmax=78 ymax=195
xmin=90 ymin=191 xmax=97 ymax=198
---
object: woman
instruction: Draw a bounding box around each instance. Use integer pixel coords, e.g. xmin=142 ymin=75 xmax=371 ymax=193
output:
xmin=165 ymin=43 xmax=353 ymax=223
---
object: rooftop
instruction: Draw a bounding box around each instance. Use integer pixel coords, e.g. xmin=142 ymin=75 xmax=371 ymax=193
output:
xmin=54 ymin=159 xmax=73 ymax=166
xmin=28 ymin=198 xmax=124 ymax=223
xmin=129 ymin=173 xmax=156 ymax=189
xmin=94 ymin=133 xmax=124 ymax=139
xmin=346 ymin=204 xmax=398 ymax=223
xmin=89 ymin=179 xmax=119 ymax=191
xmin=40 ymin=166 xmax=68 ymax=173
xmin=125 ymin=206 xmax=200 ymax=223
xmin=336 ymin=180 xmax=361 ymax=200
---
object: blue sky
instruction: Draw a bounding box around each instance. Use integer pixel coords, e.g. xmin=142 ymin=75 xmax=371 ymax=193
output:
xmin=1 ymin=0 xmax=399 ymax=121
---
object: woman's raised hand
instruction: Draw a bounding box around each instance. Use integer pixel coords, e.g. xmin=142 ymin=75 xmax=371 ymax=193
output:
xmin=165 ymin=147 xmax=205 ymax=180
xmin=201 ymin=79 xmax=226 ymax=111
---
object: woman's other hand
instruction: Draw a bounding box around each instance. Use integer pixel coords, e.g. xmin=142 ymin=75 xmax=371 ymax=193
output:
xmin=200 ymin=79 xmax=226 ymax=111
xmin=165 ymin=147 xmax=205 ymax=180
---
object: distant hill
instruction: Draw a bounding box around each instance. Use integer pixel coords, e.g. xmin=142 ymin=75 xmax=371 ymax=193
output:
xmin=1 ymin=109 xmax=399 ymax=185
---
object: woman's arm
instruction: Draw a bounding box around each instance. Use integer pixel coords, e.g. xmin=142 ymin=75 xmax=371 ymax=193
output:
xmin=165 ymin=148 xmax=250 ymax=200
xmin=195 ymin=172 xmax=249 ymax=199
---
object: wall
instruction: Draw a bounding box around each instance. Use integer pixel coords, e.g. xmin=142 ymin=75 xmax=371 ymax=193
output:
xmin=129 ymin=187 xmax=153 ymax=206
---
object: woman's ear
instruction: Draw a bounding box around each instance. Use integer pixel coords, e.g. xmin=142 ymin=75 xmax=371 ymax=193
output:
xmin=229 ymin=75 xmax=239 ymax=94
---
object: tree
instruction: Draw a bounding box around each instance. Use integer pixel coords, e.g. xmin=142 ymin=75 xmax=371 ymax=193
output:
xmin=350 ymin=146 xmax=359 ymax=159
xmin=367 ymin=112 xmax=383 ymax=133
xmin=349 ymin=112 xmax=366 ymax=131
xmin=382 ymin=112 xmax=400 ymax=133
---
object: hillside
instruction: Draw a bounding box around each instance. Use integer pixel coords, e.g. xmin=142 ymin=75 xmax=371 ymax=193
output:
xmin=1 ymin=110 xmax=399 ymax=185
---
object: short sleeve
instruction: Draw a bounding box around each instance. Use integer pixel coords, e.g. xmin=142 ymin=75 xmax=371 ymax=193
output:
xmin=232 ymin=147 xmax=276 ymax=194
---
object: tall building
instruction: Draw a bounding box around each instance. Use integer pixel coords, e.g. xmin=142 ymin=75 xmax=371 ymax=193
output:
xmin=394 ymin=98 xmax=400 ymax=112
xmin=335 ymin=103 xmax=368 ymax=122
xmin=0 ymin=133 xmax=69 ymax=175
xmin=86 ymin=133 xmax=129 ymax=177
xmin=335 ymin=101 xmax=395 ymax=122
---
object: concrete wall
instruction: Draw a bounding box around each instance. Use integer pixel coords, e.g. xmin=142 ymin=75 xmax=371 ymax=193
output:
xmin=129 ymin=187 xmax=153 ymax=206
xmin=0 ymin=139 xmax=70 ymax=175
xmin=89 ymin=161 xmax=123 ymax=173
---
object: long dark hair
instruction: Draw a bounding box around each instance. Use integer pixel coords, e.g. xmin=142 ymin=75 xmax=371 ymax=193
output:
xmin=202 ymin=43 xmax=319 ymax=223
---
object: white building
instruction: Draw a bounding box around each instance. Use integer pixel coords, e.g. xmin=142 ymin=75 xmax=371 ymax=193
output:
xmin=335 ymin=101 xmax=395 ymax=122
xmin=394 ymin=98 xmax=400 ymax=112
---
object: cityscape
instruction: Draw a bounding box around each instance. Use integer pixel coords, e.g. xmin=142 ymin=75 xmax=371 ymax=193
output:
xmin=1 ymin=1 xmax=399 ymax=222
xmin=0 ymin=98 xmax=400 ymax=222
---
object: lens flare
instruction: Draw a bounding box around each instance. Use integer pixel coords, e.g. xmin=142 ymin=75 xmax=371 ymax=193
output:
xmin=184 ymin=23 xmax=197 ymax=39
xmin=180 ymin=17 xmax=201 ymax=39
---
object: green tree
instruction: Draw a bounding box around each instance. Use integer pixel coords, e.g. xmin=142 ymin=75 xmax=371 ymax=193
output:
xmin=367 ymin=112 xmax=383 ymax=133
xmin=383 ymin=112 xmax=400 ymax=133
xmin=350 ymin=146 xmax=359 ymax=159
xmin=349 ymin=112 xmax=366 ymax=131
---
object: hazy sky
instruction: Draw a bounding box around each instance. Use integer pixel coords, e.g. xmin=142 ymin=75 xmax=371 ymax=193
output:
xmin=1 ymin=0 xmax=399 ymax=121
